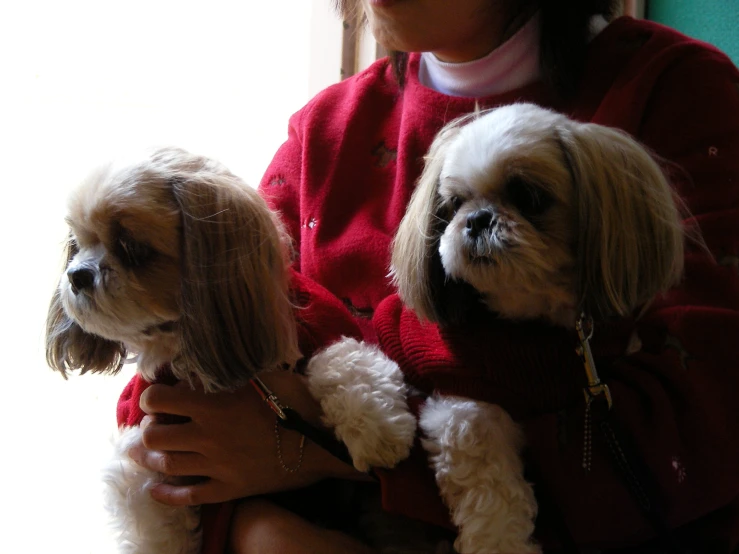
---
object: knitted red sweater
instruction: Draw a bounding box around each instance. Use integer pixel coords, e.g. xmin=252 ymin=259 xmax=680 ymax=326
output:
xmin=117 ymin=16 xmax=739 ymax=553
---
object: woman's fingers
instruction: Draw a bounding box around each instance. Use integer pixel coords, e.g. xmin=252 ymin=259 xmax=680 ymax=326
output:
xmin=139 ymin=382 xmax=210 ymax=417
xmin=128 ymin=444 xmax=210 ymax=478
xmin=141 ymin=419 xmax=203 ymax=452
xmin=126 ymin=374 xmax=363 ymax=504
xmin=149 ymin=480 xmax=229 ymax=507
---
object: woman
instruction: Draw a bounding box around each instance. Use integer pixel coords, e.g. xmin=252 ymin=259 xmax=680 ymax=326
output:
xmin=121 ymin=0 xmax=739 ymax=552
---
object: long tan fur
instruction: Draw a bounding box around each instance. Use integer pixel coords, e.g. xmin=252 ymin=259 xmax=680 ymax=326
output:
xmin=557 ymin=122 xmax=685 ymax=319
xmin=391 ymin=118 xmax=468 ymax=323
xmin=170 ymin=159 xmax=300 ymax=391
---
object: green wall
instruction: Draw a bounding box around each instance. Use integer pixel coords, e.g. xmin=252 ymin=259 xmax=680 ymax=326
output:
xmin=648 ymin=0 xmax=739 ymax=65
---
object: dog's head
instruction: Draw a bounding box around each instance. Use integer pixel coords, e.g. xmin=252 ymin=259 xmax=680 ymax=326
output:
xmin=46 ymin=147 xmax=300 ymax=391
xmin=391 ymin=103 xmax=686 ymax=327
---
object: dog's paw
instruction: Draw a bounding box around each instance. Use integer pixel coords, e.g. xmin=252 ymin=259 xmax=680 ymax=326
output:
xmin=307 ymin=337 xmax=417 ymax=471
xmin=420 ymin=396 xmax=539 ymax=554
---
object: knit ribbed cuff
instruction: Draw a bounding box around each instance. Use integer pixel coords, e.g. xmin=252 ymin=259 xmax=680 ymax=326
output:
xmin=374 ymin=295 xmax=586 ymax=419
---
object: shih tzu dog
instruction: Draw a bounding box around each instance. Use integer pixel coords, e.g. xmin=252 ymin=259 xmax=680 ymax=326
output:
xmin=46 ymin=147 xmax=300 ymax=554
xmin=306 ymin=103 xmax=686 ymax=554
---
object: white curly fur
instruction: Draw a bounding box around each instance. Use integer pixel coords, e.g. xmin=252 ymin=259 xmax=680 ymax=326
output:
xmin=306 ymin=337 xmax=417 ymax=472
xmin=306 ymin=338 xmax=541 ymax=553
xmin=419 ymin=396 xmax=540 ymax=554
xmin=103 ymin=426 xmax=202 ymax=554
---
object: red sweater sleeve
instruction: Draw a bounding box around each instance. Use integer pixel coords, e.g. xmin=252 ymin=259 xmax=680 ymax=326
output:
xmin=258 ymin=108 xmax=306 ymax=262
xmin=375 ymin=51 xmax=739 ymax=551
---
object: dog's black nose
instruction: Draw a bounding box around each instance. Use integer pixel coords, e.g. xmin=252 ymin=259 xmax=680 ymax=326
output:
xmin=466 ymin=209 xmax=496 ymax=237
xmin=67 ymin=266 xmax=96 ymax=294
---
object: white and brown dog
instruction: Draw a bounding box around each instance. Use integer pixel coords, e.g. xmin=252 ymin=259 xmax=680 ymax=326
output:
xmin=306 ymin=103 xmax=687 ymax=554
xmin=46 ymin=147 xmax=300 ymax=554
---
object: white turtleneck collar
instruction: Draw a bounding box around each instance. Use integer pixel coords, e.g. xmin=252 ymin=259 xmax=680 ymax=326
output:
xmin=418 ymin=13 xmax=610 ymax=98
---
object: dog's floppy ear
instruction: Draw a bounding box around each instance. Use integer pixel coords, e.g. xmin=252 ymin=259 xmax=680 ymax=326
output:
xmin=557 ymin=122 xmax=686 ymax=319
xmin=171 ymin=173 xmax=300 ymax=392
xmin=391 ymin=117 xmax=480 ymax=325
xmin=46 ymin=236 xmax=127 ymax=377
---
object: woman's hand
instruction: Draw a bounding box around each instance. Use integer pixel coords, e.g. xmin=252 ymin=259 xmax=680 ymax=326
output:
xmin=128 ymin=370 xmax=363 ymax=506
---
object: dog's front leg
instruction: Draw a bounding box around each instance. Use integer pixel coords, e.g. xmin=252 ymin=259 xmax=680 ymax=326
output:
xmin=103 ymin=426 xmax=202 ymax=554
xmin=419 ymin=396 xmax=540 ymax=554
xmin=306 ymin=337 xmax=417 ymax=472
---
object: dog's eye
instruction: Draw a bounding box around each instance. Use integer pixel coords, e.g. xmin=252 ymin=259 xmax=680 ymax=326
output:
xmin=505 ymin=178 xmax=553 ymax=220
xmin=67 ymin=234 xmax=79 ymax=256
xmin=450 ymin=196 xmax=464 ymax=214
xmin=115 ymin=230 xmax=154 ymax=268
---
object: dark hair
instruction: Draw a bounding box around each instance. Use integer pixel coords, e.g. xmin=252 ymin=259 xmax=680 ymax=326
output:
xmin=335 ymin=0 xmax=620 ymax=97
xmin=538 ymin=0 xmax=620 ymax=97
